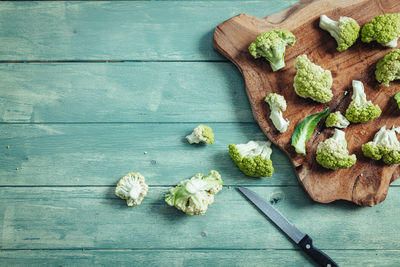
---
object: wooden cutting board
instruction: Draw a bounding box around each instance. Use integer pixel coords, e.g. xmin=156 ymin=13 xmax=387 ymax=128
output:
xmin=214 ymin=0 xmax=400 ymax=206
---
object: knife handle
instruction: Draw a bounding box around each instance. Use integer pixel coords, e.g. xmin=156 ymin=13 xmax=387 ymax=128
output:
xmin=298 ymin=235 xmax=338 ymax=267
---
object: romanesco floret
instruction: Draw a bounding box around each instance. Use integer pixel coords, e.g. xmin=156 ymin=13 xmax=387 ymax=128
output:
xmin=265 ymin=93 xmax=289 ymax=133
xmin=345 ymin=80 xmax=381 ymax=123
xmin=293 ymin=54 xmax=333 ymax=103
xmin=186 ymin=125 xmax=214 ymax=144
xmin=228 ymin=141 xmax=273 ymax=178
xmin=375 ymin=49 xmax=400 ymax=87
xmin=316 ymin=129 xmax=357 ymax=170
xmin=319 ymin=14 xmax=360 ymax=52
xmin=361 ymin=13 xmax=400 ymax=47
xmin=165 ymin=170 xmax=223 ymax=215
xmin=115 ymin=172 xmax=149 ymax=207
xmin=248 ymin=30 xmax=296 ymax=71
xmin=325 ymin=111 xmax=350 ymax=128
xmin=362 ymin=125 xmax=400 ymax=165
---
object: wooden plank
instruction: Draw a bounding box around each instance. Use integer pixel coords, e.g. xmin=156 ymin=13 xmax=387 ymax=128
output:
xmin=1 ymin=249 xmax=399 ymax=267
xmin=1 ymin=186 xmax=400 ymax=250
xmin=0 ymin=62 xmax=254 ymax=123
xmin=0 ymin=1 xmax=298 ymax=61
xmin=0 ymin=123 xmax=297 ymax=186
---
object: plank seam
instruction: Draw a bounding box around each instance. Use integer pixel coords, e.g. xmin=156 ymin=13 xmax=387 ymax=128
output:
xmin=1 ymin=248 xmax=399 ymax=251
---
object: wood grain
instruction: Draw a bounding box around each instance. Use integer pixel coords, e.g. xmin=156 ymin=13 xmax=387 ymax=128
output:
xmin=0 ymin=123 xmax=295 ymax=186
xmin=1 ymin=249 xmax=399 ymax=267
xmin=0 ymin=63 xmax=253 ymax=123
xmin=214 ymin=0 xmax=400 ymax=206
xmin=0 ymin=1 xmax=298 ymax=61
xmin=1 ymin=186 xmax=400 ymax=250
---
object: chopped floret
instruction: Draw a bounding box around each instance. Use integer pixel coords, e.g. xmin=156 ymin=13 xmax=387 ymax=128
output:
xmin=265 ymin=93 xmax=289 ymax=133
xmin=361 ymin=13 xmax=400 ymax=47
xmin=325 ymin=111 xmax=350 ymax=128
xmin=186 ymin=125 xmax=214 ymax=145
xmin=115 ymin=172 xmax=149 ymax=207
xmin=319 ymin=14 xmax=360 ymax=52
xmin=375 ymin=49 xmax=400 ymax=87
xmin=249 ymin=30 xmax=296 ymax=71
xmin=316 ymin=129 xmax=357 ymax=170
xmin=293 ymin=54 xmax=333 ymax=103
xmin=228 ymin=141 xmax=274 ymax=178
xmin=345 ymin=80 xmax=381 ymax=123
xmin=362 ymin=125 xmax=400 ymax=165
xmin=165 ymin=170 xmax=223 ymax=215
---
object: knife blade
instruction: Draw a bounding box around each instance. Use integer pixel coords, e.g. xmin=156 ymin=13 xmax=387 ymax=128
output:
xmin=238 ymin=187 xmax=338 ymax=267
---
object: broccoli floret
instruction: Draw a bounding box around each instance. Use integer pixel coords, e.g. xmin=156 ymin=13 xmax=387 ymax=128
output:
xmin=115 ymin=172 xmax=149 ymax=207
xmin=319 ymin=14 xmax=360 ymax=52
xmin=293 ymin=54 xmax=333 ymax=103
xmin=248 ymin=30 xmax=296 ymax=71
xmin=345 ymin=80 xmax=381 ymax=123
xmin=375 ymin=49 xmax=400 ymax=87
xmin=362 ymin=125 xmax=400 ymax=165
xmin=186 ymin=125 xmax=214 ymax=144
xmin=361 ymin=13 xmax=400 ymax=47
xmin=165 ymin=170 xmax=223 ymax=215
xmin=325 ymin=111 xmax=350 ymax=128
xmin=265 ymin=93 xmax=289 ymax=133
xmin=228 ymin=141 xmax=273 ymax=178
xmin=316 ymin=129 xmax=357 ymax=170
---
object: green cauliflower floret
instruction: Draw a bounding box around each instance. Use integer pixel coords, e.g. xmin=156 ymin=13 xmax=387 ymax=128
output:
xmin=186 ymin=125 xmax=214 ymax=144
xmin=361 ymin=13 xmax=400 ymax=47
xmin=375 ymin=49 xmax=400 ymax=87
xmin=115 ymin=172 xmax=149 ymax=207
xmin=316 ymin=129 xmax=357 ymax=170
xmin=249 ymin=30 xmax=296 ymax=71
xmin=165 ymin=170 xmax=223 ymax=215
xmin=293 ymin=54 xmax=333 ymax=103
xmin=325 ymin=111 xmax=350 ymax=128
xmin=362 ymin=125 xmax=400 ymax=165
xmin=345 ymin=80 xmax=381 ymax=123
xmin=265 ymin=93 xmax=289 ymax=133
xmin=319 ymin=14 xmax=360 ymax=52
xmin=228 ymin=141 xmax=273 ymax=178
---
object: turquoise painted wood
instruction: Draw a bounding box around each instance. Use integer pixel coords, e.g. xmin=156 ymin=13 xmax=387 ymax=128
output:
xmin=1 ymin=1 xmax=399 ymax=266
xmin=0 ymin=124 xmax=296 ymax=186
xmin=0 ymin=1 xmax=298 ymax=61
xmin=1 ymin=186 xmax=400 ymax=250
xmin=0 ymin=63 xmax=253 ymax=123
xmin=1 ymin=250 xmax=399 ymax=267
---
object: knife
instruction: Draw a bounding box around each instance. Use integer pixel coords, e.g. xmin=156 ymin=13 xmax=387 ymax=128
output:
xmin=238 ymin=187 xmax=338 ymax=267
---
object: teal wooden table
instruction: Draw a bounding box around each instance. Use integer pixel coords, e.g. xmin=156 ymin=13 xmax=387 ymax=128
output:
xmin=0 ymin=1 xmax=399 ymax=266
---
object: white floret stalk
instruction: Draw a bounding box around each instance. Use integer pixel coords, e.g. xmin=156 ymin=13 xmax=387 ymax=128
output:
xmin=383 ymin=38 xmax=398 ymax=48
xmin=236 ymin=141 xmax=272 ymax=159
xmin=319 ymin=15 xmax=341 ymax=43
xmin=270 ymin=59 xmax=285 ymax=72
xmin=335 ymin=112 xmax=350 ymax=128
xmin=351 ymin=80 xmax=368 ymax=105
xmin=331 ymin=128 xmax=348 ymax=148
xmin=186 ymin=126 xmax=203 ymax=144
xmin=373 ymin=125 xmax=400 ymax=148
xmin=269 ymin=108 xmax=289 ymax=133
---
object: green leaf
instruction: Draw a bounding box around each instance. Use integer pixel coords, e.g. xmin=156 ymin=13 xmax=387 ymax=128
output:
xmin=291 ymin=108 xmax=329 ymax=155
xmin=395 ymin=92 xmax=400 ymax=110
